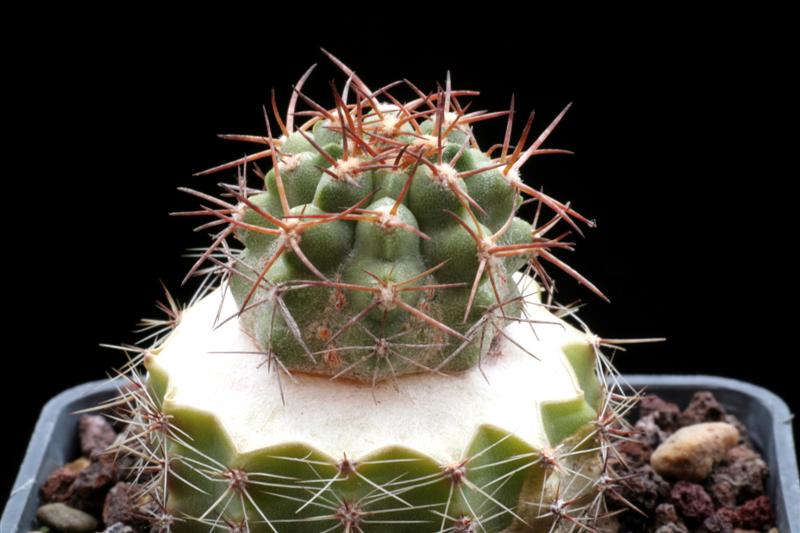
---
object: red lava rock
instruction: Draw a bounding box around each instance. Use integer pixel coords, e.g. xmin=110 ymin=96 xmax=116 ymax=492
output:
xmin=700 ymin=507 xmax=736 ymax=533
xmin=640 ymin=395 xmax=682 ymax=432
xmin=66 ymin=454 xmax=119 ymax=513
xmin=36 ymin=412 xmax=164 ymax=530
xmin=103 ymin=482 xmax=152 ymax=530
xmin=679 ymin=392 xmax=727 ymax=426
xmin=611 ymin=465 xmax=671 ymax=515
xmin=40 ymin=466 xmax=80 ymax=503
xmin=40 ymin=458 xmax=93 ymax=503
xmin=725 ymin=445 xmax=758 ymax=463
xmin=710 ymin=445 xmax=768 ymax=504
xmin=709 ymin=480 xmax=738 ymax=508
xmin=654 ymin=503 xmax=680 ymax=524
xmin=636 ymin=414 xmax=669 ymax=449
xmin=654 ymin=503 xmax=689 ymax=532
xmin=79 ymin=415 xmax=117 ymax=460
xmin=616 ymin=439 xmax=654 ymax=469
xmin=103 ymin=482 xmax=134 ymax=526
xmin=670 ymin=481 xmax=715 ymax=524
xmin=734 ymin=496 xmax=774 ymax=531
xmin=103 ymin=449 xmax=139 ymax=484
xmin=604 ymin=390 xmax=777 ymax=532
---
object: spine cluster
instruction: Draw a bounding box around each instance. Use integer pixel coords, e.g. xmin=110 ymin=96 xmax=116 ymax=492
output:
xmin=178 ymin=49 xmax=605 ymax=383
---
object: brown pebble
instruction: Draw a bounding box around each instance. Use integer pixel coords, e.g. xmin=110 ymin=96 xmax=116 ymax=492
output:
xmin=65 ymin=457 xmax=91 ymax=472
xmin=36 ymin=502 xmax=97 ymax=532
xmin=652 ymin=422 xmax=739 ymax=481
xmin=78 ymin=415 xmax=117 ymax=460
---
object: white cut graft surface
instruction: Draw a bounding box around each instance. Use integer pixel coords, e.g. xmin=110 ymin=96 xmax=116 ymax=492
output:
xmin=153 ymin=280 xmax=589 ymax=464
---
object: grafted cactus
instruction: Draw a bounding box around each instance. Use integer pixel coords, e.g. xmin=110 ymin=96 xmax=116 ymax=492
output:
xmin=94 ymin=50 xmax=651 ymax=532
xmin=191 ymin=55 xmax=604 ymax=383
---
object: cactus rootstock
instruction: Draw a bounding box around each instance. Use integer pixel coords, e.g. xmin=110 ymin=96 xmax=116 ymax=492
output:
xmin=180 ymin=49 xmax=606 ymax=384
xmin=85 ymin=50 xmax=660 ymax=533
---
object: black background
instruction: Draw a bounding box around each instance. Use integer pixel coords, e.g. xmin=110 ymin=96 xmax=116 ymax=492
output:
xmin=4 ymin=15 xmax=795 ymax=502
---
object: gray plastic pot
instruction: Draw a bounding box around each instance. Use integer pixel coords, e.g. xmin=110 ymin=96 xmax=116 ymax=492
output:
xmin=3 ymin=375 xmax=799 ymax=533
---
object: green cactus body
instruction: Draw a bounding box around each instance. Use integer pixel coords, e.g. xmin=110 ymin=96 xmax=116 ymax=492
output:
xmin=97 ymin=51 xmax=640 ymax=533
xmin=227 ymin=114 xmax=533 ymax=383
